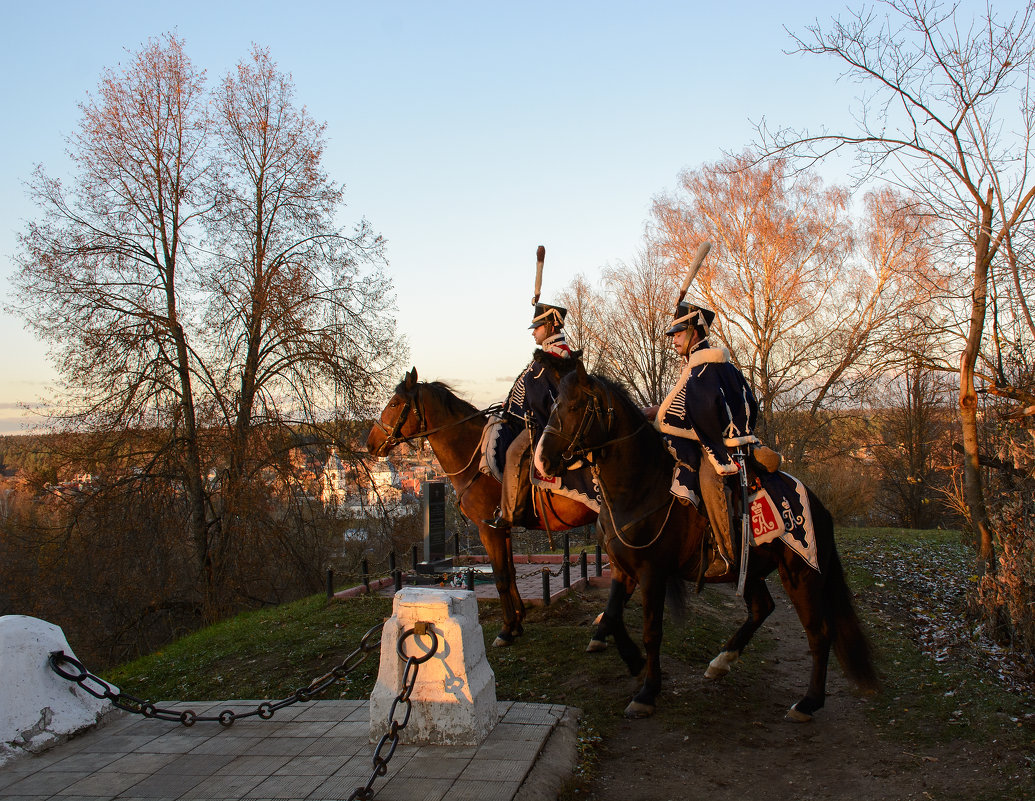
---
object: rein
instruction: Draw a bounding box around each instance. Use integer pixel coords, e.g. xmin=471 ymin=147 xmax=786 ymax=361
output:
xmin=546 ymin=378 xmax=672 ymax=550
xmin=373 ymin=387 xmax=501 ymax=513
xmin=373 ymin=390 xmax=500 ymax=451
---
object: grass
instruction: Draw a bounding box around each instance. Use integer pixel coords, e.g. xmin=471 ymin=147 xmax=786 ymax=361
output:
xmin=100 ymin=526 xmax=1032 ymax=791
xmin=834 ymin=527 xmax=1033 ymax=756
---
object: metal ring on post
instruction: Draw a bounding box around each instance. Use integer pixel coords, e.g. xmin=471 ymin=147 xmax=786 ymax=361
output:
xmin=396 ymin=625 xmax=439 ymax=665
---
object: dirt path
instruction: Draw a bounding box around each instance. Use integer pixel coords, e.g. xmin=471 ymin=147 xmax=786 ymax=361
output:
xmin=578 ymin=584 xmax=1008 ymax=801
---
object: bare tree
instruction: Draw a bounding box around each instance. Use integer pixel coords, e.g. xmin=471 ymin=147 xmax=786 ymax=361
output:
xmin=11 ymin=34 xmax=215 ymax=601
xmin=12 ymin=36 xmax=404 ymax=617
xmin=759 ymin=0 xmax=1035 ymax=575
xmin=558 ymin=243 xmax=681 ymax=406
xmin=206 ymin=46 xmax=401 ymax=487
xmin=650 ymin=156 xmax=929 ymax=462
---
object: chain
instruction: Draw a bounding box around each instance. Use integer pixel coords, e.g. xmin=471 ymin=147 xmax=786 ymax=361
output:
xmin=347 ymin=622 xmax=439 ymax=801
xmin=48 ymin=623 xmax=385 ymax=727
xmin=50 ymin=620 xmax=439 ymax=801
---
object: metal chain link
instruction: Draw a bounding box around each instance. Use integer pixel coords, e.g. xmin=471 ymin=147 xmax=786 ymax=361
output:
xmin=50 ymin=620 xmax=440 ymax=801
xmin=48 ymin=622 xmax=385 ymax=727
xmin=347 ymin=622 xmax=438 ymax=801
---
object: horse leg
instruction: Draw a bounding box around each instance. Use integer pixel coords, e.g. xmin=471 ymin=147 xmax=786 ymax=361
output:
xmin=626 ymin=571 xmax=667 ymax=718
xmin=704 ymin=573 xmax=775 ymax=680
xmin=481 ymin=525 xmax=522 ymax=647
xmin=589 ymin=580 xmax=644 ymax=679
xmin=587 ymin=569 xmax=634 ymax=651
xmin=777 ymin=562 xmax=831 ymax=722
xmin=503 ymin=532 xmax=525 ymax=638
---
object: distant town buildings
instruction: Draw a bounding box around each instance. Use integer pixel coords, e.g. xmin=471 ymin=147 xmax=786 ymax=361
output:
xmin=320 ymin=446 xmax=436 ymax=518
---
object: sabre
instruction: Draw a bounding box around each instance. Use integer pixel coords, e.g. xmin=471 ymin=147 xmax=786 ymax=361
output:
xmin=676 ymin=241 xmax=712 ymax=304
xmin=735 ymin=449 xmax=751 ymax=597
xmin=532 ymin=245 xmax=545 ymax=306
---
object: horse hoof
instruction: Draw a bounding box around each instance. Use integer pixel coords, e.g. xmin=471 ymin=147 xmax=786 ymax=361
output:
xmin=624 ymin=701 xmax=655 ymax=719
xmin=586 ymin=639 xmax=607 ymax=653
xmin=493 ymin=632 xmax=515 ymax=648
xmin=785 ymin=704 xmax=813 ymax=723
xmin=704 ymin=650 xmax=738 ymax=680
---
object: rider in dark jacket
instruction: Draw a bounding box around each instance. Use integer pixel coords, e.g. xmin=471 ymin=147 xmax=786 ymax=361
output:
xmin=486 ymin=302 xmax=574 ymax=531
xmin=657 ymin=301 xmax=760 ymax=578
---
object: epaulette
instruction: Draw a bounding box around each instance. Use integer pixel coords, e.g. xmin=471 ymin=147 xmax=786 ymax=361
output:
xmin=533 ymin=348 xmax=578 ymax=373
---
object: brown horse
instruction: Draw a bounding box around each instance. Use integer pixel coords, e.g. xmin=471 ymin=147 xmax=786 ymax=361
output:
xmin=537 ymin=361 xmax=878 ymax=719
xmin=366 ymin=367 xmax=596 ymax=646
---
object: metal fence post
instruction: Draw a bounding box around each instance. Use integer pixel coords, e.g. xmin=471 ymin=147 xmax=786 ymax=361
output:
xmin=465 ymin=569 xmax=475 ymax=592
xmin=326 ymin=569 xmax=334 ymax=599
xmin=580 ymin=550 xmax=587 ymax=582
xmin=562 ymin=532 xmax=570 ymax=588
xmin=412 ymin=545 xmax=419 ymax=572
xmin=542 ymin=569 xmax=551 ymax=606
xmin=595 ymin=544 xmax=602 ymax=577
xmin=362 ymin=559 xmax=370 ymax=593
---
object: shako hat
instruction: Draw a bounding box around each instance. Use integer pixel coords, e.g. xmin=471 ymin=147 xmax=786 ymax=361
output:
xmin=528 ymin=244 xmax=565 ymax=328
xmin=529 ymin=302 xmax=567 ymax=329
xmin=665 ymin=300 xmax=715 ymax=337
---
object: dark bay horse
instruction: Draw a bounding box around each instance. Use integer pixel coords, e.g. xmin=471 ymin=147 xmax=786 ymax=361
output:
xmin=366 ymin=368 xmax=596 ymax=646
xmin=537 ymin=361 xmax=878 ymax=720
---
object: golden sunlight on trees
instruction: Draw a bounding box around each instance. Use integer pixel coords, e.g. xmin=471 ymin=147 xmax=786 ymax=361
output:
xmin=650 ymin=157 xmax=937 ymax=464
xmin=12 ymin=35 xmax=404 ymax=618
xmin=759 ymin=0 xmax=1035 ymax=584
xmin=558 ymin=242 xmax=681 ymax=406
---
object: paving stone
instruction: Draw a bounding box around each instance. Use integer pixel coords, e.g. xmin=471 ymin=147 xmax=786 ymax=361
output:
xmin=243 ymin=773 xmax=325 ymax=798
xmin=458 ymin=757 xmax=530 ymax=782
xmin=377 ymin=776 xmax=453 ymax=801
xmin=214 ymin=754 xmax=293 ymax=776
xmin=121 ymin=771 xmax=206 ymax=797
xmin=55 ymin=769 xmax=145 ymax=796
xmin=151 ymin=752 xmax=237 ymax=775
xmin=177 ymin=772 xmax=266 ymax=798
xmin=1 ymin=770 xmax=92 ymax=795
xmin=271 ymin=755 xmax=350 ymax=776
xmin=445 ymin=779 xmax=523 ymax=801
xmin=46 ymin=751 xmax=122 ymax=772
xmin=0 ymin=700 xmax=576 ymax=801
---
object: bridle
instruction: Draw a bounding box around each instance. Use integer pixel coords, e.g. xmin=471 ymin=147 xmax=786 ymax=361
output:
xmin=542 ymin=382 xmax=644 ymax=464
xmin=371 ymin=386 xmax=500 ymax=456
xmin=542 ymin=377 xmax=671 ymax=550
xmin=370 ymin=390 xmax=427 ymax=456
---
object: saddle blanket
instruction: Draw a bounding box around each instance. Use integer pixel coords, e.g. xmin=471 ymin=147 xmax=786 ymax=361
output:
xmin=529 ymin=454 xmax=601 ymax=513
xmin=482 ymin=417 xmax=602 ymax=513
xmin=748 ymin=471 xmax=819 ymax=571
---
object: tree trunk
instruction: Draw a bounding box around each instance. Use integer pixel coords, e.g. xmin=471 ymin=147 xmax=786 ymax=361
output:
xmin=959 ymin=194 xmax=996 ymax=577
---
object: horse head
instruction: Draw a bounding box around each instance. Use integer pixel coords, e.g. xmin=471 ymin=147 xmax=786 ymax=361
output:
xmin=366 ymin=366 xmax=425 ymax=457
xmin=539 ymin=360 xmax=612 ymax=477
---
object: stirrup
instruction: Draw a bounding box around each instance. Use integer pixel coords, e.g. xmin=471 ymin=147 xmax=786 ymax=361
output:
xmin=483 ymin=509 xmax=510 ymax=530
xmin=704 ymin=555 xmax=734 ymax=579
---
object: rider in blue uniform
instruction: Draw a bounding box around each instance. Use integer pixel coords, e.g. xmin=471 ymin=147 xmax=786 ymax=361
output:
xmin=486 ymin=301 xmax=574 ymax=532
xmin=657 ymin=301 xmax=762 ymax=578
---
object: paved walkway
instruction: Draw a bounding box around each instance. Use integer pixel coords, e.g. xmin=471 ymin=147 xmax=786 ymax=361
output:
xmin=351 ymin=556 xmax=613 ymax=606
xmin=0 ymin=700 xmax=578 ymax=801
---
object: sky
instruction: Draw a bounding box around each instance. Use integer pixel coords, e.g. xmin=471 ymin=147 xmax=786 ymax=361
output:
xmin=0 ymin=1 xmax=1015 ymax=433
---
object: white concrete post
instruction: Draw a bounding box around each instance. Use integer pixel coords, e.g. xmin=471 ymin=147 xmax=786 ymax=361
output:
xmin=0 ymin=615 xmax=118 ymax=766
xmin=370 ymin=587 xmax=499 ymax=746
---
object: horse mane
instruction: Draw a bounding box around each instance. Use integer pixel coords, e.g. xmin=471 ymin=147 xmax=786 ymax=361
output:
xmin=400 ymin=379 xmax=482 ymax=419
xmin=581 ymin=372 xmax=669 ymax=452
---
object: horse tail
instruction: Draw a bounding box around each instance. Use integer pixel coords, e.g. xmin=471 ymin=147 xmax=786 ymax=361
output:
xmin=665 ymin=574 xmax=687 ymax=623
xmin=824 ymin=545 xmax=880 ymax=693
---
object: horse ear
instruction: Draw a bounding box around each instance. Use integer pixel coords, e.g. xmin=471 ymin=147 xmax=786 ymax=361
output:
xmin=575 ymin=359 xmax=589 ymax=383
xmin=405 ymin=367 xmax=417 ymax=390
